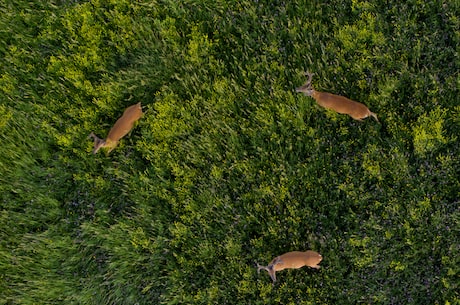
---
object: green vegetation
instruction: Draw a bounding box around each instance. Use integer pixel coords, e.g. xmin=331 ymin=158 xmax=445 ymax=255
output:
xmin=1 ymin=0 xmax=459 ymax=304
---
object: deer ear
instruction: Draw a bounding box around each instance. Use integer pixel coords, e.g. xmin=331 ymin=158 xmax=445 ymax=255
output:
xmin=272 ymin=257 xmax=283 ymax=266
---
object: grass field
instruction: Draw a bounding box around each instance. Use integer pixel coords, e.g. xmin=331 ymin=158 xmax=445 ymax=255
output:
xmin=1 ymin=0 xmax=459 ymax=304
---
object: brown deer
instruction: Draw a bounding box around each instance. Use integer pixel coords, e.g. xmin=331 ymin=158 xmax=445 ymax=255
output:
xmin=256 ymin=250 xmax=322 ymax=283
xmin=296 ymin=72 xmax=378 ymax=122
xmin=89 ymin=102 xmax=143 ymax=154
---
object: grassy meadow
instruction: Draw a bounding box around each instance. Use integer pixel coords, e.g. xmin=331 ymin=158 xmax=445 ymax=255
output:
xmin=1 ymin=0 xmax=459 ymax=304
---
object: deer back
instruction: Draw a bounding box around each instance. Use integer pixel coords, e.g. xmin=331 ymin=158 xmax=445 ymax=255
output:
xmin=270 ymin=251 xmax=322 ymax=271
xmin=106 ymin=102 xmax=143 ymax=143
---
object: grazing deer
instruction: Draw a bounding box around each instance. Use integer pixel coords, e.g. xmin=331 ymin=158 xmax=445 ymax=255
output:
xmin=256 ymin=250 xmax=322 ymax=283
xmin=296 ymin=72 xmax=378 ymax=122
xmin=89 ymin=102 xmax=143 ymax=154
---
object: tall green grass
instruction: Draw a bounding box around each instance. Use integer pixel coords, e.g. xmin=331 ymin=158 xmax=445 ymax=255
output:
xmin=1 ymin=0 xmax=458 ymax=304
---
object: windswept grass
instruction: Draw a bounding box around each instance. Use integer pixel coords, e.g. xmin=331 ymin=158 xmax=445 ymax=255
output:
xmin=1 ymin=0 xmax=459 ymax=304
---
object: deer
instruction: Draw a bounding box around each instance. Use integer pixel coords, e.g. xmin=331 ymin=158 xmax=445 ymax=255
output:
xmin=256 ymin=250 xmax=322 ymax=283
xmin=88 ymin=102 xmax=143 ymax=154
xmin=296 ymin=72 xmax=379 ymax=122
